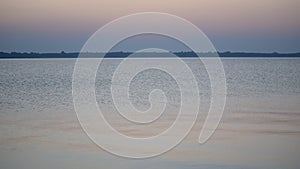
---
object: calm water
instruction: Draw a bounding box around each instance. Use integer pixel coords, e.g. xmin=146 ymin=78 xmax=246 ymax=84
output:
xmin=0 ymin=58 xmax=300 ymax=169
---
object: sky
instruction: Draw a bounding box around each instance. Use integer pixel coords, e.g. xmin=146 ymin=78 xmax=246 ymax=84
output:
xmin=0 ymin=0 xmax=299 ymax=53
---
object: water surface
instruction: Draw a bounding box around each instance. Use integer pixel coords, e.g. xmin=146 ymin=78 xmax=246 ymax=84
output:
xmin=0 ymin=58 xmax=299 ymax=169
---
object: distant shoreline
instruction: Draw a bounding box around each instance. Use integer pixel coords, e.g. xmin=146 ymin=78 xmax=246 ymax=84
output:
xmin=1 ymin=51 xmax=300 ymax=58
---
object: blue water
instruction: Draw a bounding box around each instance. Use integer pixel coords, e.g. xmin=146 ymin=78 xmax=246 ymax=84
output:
xmin=0 ymin=58 xmax=300 ymax=169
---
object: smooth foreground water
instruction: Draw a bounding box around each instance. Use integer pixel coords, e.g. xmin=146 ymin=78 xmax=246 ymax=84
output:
xmin=0 ymin=58 xmax=300 ymax=169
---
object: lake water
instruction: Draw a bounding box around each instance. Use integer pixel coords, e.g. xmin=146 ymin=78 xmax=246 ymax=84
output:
xmin=0 ymin=58 xmax=300 ymax=169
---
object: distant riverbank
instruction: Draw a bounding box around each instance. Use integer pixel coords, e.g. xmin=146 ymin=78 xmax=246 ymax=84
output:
xmin=1 ymin=51 xmax=300 ymax=58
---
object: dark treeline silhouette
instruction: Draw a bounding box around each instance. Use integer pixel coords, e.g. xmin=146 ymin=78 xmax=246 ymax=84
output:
xmin=0 ymin=51 xmax=300 ymax=58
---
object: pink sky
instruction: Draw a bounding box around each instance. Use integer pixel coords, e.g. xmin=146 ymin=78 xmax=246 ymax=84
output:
xmin=1 ymin=0 xmax=299 ymax=52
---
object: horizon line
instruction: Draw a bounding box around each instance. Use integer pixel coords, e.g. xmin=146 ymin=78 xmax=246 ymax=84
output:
xmin=1 ymin=51 xmax=300 ymax=58
xmin=1 ymin=51 xmax=300 ymax=54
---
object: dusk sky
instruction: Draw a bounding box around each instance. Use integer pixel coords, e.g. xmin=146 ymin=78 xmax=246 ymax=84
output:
xmin=1 ymin=0 xmax=299 ymax=52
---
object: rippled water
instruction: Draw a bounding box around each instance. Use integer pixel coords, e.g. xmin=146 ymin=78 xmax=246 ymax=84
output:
xmin=0 ymin=58 xmax=300 ymax=169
